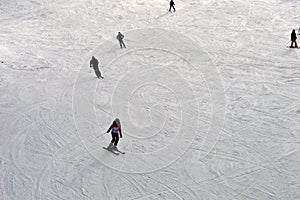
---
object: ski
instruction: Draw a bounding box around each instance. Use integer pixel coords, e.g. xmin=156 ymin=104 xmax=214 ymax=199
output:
xmin=286 ymin=46 xmax=300 ymax=49
xmin=103 ymin=147 xmax=119 ymax=155
xmin=115 ymin=149 xmax=125 ymax=154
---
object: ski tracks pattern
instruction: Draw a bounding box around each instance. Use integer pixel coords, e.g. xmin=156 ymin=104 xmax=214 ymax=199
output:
xmin=1 ymin=0 xmax=300 ymax=199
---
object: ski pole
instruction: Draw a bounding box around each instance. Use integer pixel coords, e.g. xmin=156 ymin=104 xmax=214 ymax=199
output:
xmin=97 ymin=133 xmax=107 ymax=138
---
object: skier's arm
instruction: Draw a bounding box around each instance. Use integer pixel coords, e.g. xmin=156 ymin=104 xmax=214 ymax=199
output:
xmin=119 ymin=127 xmax=122 ymax=138
xmin=106 ymin=124 xmax=113 ymax=133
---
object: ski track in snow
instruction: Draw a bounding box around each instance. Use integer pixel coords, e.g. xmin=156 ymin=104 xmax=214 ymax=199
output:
xmin=1 ymin=0 xmax=300 ymax=199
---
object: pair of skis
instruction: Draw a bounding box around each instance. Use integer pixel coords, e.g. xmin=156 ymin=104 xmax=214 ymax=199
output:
xmin=103 ymin=147 xmax=125 ymax=155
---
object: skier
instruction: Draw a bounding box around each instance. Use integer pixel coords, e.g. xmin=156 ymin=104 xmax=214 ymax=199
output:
xmin=106 ymin=118 xmax=123 ymax=151
xmin=90 ymin=56 xmax=103 ymax=79
xmin=169 ymin=0 xmax=176 ymax=12
xmin=116 ymin=32 xmax=126 ymax=49
xmin=290 ymin=29 xmax=298 ymax=48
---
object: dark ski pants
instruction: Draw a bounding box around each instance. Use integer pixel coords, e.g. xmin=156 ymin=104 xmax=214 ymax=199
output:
xmin=169 ymin=5 xmax=175 ymax=12
xmin=119 ymin=40 xmax=126 ymax=48
xmin=111 ymin=132 xmax=119 ymax=146
xmin=94 ymin=68 xmax=102 ymax=78
xmin=291 ymin=40 xmax=298 ymax=47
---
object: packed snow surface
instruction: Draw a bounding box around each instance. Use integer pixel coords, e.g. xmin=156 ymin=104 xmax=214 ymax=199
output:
xmin=0 ymin=0 xmax=300 ymax=199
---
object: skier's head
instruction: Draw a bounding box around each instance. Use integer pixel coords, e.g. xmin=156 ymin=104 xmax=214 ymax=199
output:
xmin=114 ymin=118 xmax=121 ymax=127
xmin=292 ymin=29 xmax=295 ymax=33
xmin=92 ymin=56 xmax=95 ymax=59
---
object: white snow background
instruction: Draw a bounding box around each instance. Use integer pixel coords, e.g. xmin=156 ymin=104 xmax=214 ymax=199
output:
xmin=0 ymin=0 xmax=300 ymax=199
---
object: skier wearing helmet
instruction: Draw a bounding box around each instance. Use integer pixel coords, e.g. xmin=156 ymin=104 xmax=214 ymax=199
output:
xmin=106 ymin=118 xmax=122 ymax=151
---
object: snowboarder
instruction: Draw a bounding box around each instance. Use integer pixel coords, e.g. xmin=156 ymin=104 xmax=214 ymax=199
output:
xmin=116 ymin=32 xmax=126 ymax=49
xmin=169 ymin=0 xmax=176 ymax=12
xmin=106 ymin=118 xmax=122 ymax=151
xmin=90 ymin=56 xmax=103 ymax=79
xmin=290 ymin=29 xmax=298 ymax=48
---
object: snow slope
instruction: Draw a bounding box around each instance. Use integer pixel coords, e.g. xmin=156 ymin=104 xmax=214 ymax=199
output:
xmin=0 ymin=0 xmax=300 ymax=199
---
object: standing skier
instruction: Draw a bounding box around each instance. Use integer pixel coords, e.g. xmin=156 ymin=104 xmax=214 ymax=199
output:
xmin=169 ymin=0 xmax=176 ymax=12
xmin=116 ymin=32 xmax=126 ymax=49
xmin=290 ymin=29 xmax=298 ymax=48
xmin=106 ymin=118 xmax=122 ymax=151
xmin=90 ymin=56 xmax=103 ymax=79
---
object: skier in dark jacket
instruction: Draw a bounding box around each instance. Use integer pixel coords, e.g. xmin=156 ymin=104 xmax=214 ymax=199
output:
xmin=116 ymin=32 xmax=126 ymax=49
xmin=106 ymin=118 xmax=122 ymax=151
xmin=169 ymin=0 xmax=176 ymax=12
xmin=90 ymin=56 xmax=103 ymax=79
xmin=290 ymin=29 xmax=298 ymax=48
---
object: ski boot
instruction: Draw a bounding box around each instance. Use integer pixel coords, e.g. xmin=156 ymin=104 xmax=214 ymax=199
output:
xmin=106 ymin=143 xmax=113 ymax=150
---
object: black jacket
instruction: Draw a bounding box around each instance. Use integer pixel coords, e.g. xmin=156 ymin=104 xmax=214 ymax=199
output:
xmin=291 ymin=31 xmax=297 ymax=41
xmin=90 ymin=58 xmax=99 ymax=70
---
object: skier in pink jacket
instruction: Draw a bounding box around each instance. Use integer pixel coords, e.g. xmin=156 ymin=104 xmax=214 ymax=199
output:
xmin=106 ymin=118 xmax=122 ymax=151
